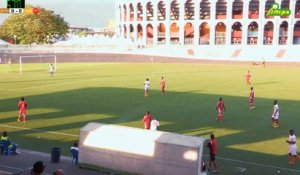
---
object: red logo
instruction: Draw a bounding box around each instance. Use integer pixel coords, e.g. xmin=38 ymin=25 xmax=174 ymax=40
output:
xmin=33 ymin=8 xmax=40 ymax=14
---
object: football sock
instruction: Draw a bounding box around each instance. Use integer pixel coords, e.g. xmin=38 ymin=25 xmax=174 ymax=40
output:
xmin=289 ymin=156 xmax=295 ymax=164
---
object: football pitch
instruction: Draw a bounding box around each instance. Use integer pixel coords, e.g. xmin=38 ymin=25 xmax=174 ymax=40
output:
xmin=0 ymin=62 xmax=300 ymax=174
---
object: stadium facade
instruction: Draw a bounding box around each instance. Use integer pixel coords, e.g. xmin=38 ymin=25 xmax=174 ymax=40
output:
xmin=115 ymin=0 xmax=300 ymax=47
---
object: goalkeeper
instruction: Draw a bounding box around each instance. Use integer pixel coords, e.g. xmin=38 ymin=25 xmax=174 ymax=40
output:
xmin=49 ymin=63 xmax=54 ymax=77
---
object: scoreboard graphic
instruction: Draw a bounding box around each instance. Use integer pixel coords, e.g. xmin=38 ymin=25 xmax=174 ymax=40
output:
xmin=7 ymin=0 xmax=25 ymax=8
xmin=0 ymin=0 xmax=39 ymax=14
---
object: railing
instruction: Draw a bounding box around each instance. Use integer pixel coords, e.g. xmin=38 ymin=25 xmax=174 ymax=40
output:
xmin=279 ymin=39 xmax=287 ymax=45
xmin=146 ymin=38 xmax=153 ymax=45
xmin=232 ymin=31 xmax=242 ymax=37
xmin=248 ymin=11 xmax=259 ymax=19
xmin=215 ymin=37 xmax=226 ymax=45
xmin=247 ymin=37 xmax=258 ymax=45
xmin=200 ymin=15 xmax=210 ymax=20
xmin=199 ymin=39 xmax=209 ymax=45
xmin=130 ymin=14 xmax=134 ymax=21
xmin=137 ymin=16 xmax=143 ymax=21
xmin=157 ymin=40 xmax=166 ymax=45
xmin=264 ymin=31 xmax=273 ymax=37
xmin=170 ymin=32 xmax=179 ymax=38
xmin=158 ymin=32 xmax=165 ymax=38
xmin=170 ymin=40 xmax=180 ymax=45
xmin=294 ymin=31 xmax=300 ymax=37
xmin=248 ymin=31 xmax=258 ymax=37
xmin=184 ymin=38 xmax=194 ymax=45
xmin=279 ymin=31 xmax=288 ymax=36
xmin=232 ymin=14 xmax=243 ymax=19
xmin=216 ymin=32 xmax=226 ymax=37
xmin=216 ymin=14 xmax=226 ymax=19
xmin=146 ymin=17 xmax=153 ymax=21
xmin=263 ymin=39 xmax=273 ymax=45
xmin=232 ymin=38 xmax=242 ymax=45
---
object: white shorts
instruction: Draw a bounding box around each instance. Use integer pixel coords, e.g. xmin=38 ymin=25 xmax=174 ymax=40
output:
xmin=144 ymin=87 xmax=149 ymax=91
xmin=289 ymin=144 xmax=298 ymax=155
xmin=272 ymin=115 xmax=279 ymax=120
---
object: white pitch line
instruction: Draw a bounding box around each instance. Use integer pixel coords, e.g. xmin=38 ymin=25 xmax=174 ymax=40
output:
xmin=204 ymin=155 xmax=300 ymax=173
xmin=0 ymin=124 xmax=78 ymax=137
xmin=236 ymin=167 xmax=247 ymax=172
xmin=0 ymin=165 xmax=23 ymax=171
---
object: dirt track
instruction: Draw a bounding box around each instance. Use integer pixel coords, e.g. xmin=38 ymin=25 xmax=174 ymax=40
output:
xmin=6 ymin=53 xmax=300 ymax=67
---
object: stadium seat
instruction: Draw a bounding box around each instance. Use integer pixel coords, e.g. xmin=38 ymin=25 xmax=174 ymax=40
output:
xmin=71 ymin=148 xmax=79 ymax=164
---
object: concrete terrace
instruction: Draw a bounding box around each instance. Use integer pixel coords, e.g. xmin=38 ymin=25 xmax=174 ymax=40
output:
xmin=0 ymin=149 xmax=107 ymax=175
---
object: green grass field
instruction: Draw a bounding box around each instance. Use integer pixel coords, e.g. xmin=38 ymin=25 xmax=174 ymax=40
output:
xmin=1 ymin=62 xmax=300 ymax=174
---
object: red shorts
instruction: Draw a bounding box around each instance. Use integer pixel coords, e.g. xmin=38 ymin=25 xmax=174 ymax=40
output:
xmin=249 ymin=98 xmax=254 ymax=103
xmin=144 ymin=124 xmax=150 ymax=129
xmin=19 ymin=110 xmax=26 ymax=115
xmin=218 ymin=109 xmax=223 ymax=117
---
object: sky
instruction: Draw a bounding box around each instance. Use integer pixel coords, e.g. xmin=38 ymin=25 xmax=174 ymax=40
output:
xmin=0 ymin=0 xmax=115 ymax=28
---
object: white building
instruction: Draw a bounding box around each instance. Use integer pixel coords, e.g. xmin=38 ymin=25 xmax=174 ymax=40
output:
xmin=115 ymin=0 xmax=300 ymax=47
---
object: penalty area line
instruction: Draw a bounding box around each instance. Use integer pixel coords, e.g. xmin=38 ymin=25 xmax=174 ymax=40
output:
xmin=0 ymin=124 xmax=78 ymax=137
xmin=0 ymin=165 xmax=23 ymax=171
xmin=203 ymin=155 xmax=300 ymax=173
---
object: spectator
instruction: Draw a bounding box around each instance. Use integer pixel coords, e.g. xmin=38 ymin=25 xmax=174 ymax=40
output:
xmin=52 ymin=169 xmax=65 ymax=175
xmin=1 ymin=131 xmax=18 ymax=154
xmin=31 ymin=161 xmax=45 ymax=175
xmin=71 ymin=142 xmax=79 ymax=164
xmin=71 ymin=141 xmax=79 ymax=151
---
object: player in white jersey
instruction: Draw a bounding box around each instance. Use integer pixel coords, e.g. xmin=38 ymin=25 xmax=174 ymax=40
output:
xmin=286 ymin=129 xmax=300 ymax=165
xmin=150 ymin=118 xmax=160 ymax=131
xmin=144 ymin=78 xmax=150 ymax=96
xmin=49 ymin=63 xmax=54 ymax=77
xmin=271 ymin=100 xmax=279 ymax=128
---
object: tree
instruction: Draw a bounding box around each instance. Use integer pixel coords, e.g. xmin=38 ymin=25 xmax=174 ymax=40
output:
xmin=0 ymin=5 xmax=69 ymax=44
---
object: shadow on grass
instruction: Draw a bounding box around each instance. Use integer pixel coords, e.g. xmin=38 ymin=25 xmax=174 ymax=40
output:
xmin=0 ymin=87 xmax=300 ymax=174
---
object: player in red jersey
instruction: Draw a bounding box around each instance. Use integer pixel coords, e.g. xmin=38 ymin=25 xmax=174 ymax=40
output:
xmin=142 ymin=111 xmax=152 ymax=129
xmin=245 ymin=70 xmax=251 ymax=86
xmin=18 ymin=97 xmax=27 ymax=123
xmin=249 ymin=87 xmax=255 ymax=109
xmin=216 ymin=97 xmax=225 ymax=121
xmin=207 ymin=134 xmax=218 ymax=173
xmin=160 ymin=76 xmax=166 ymax=96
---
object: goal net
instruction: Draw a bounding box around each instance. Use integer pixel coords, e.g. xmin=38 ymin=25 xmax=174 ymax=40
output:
xmin=19 ymin=55 xmax=57 ymax=74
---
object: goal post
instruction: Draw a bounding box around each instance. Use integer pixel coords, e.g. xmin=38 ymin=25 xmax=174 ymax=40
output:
xmin=19 ymin=55 xmax=56 ymax=74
